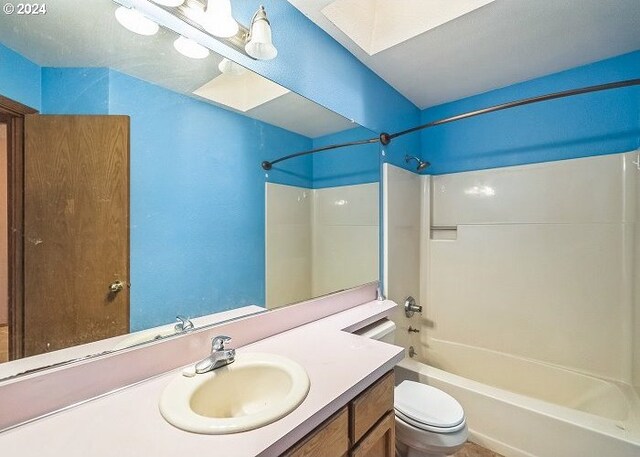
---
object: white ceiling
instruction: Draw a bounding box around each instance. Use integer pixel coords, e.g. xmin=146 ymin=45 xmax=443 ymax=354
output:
xmin=289 ymin=0 xmax=640 ymax=109
xmin=0 ymin=0 xmax=354 ymax=137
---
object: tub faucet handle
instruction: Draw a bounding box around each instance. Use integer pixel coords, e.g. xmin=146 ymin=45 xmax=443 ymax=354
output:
xmin=404 ymin=296 xmax=422 ymax=318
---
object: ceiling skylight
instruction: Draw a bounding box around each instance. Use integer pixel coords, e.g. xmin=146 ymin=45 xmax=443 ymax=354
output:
xmin=321 ymin=0 xmax=495 ymax=55
xmin=193 ymin=70 xmax=290 ymax=113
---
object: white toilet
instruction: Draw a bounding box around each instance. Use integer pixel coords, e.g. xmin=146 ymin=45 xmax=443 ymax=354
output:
xmin=356 ymin=319 xmax=468 ymax=457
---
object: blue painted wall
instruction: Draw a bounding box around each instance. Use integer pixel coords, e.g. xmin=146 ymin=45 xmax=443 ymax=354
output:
xmin=420 ymin=50 xmax=640 ymax=175
xmin=42 ymin=68 xmax=110 ymax=115
xmin=312 ymin=126 xmax=379 ymax=188
xmin=0 ymin=43 xmax=41 ymax=110
xmin=107 ymin=70 xmax=311 ymax=330
xmin=265 ymin=139 xmax=313 ymax=189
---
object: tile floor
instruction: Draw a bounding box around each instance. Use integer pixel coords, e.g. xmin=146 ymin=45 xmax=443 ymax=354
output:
xmin=453 ymin=442 xmax=504 ymax=457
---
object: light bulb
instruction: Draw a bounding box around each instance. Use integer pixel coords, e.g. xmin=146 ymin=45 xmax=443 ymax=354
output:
xmin=174 ymin=36 xmax=210 ymax=59
xmin=245 ymin=6 xmax=277 ymax=60
xmin=201 ymin=0 xmax=239 ymax=38
xmin=218 ymin=58 xmax=247 ymax=76
xmin=115 ymin=6 xmax=159 ymax=36
xmin=151 ymin=0 xmax=184 ymax=6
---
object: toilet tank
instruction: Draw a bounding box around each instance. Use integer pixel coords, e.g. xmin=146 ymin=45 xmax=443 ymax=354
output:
xmin=354 ymin=319 xmax=396 ymax=344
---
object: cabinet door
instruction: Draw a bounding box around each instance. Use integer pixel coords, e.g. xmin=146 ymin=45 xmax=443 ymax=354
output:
xmin=284 ymin=407 xmax=349 ymax=457
xmin=350 ymin=411 xmax=395 ymax=457
xmin=349 ymin=371 xmax=394 ymax=443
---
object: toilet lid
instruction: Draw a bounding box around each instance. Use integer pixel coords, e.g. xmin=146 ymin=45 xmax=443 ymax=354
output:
xmin=394 ymin=381 xmax=465 ymax=430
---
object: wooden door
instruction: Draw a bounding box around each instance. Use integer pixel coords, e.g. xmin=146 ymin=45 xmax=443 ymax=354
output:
xmin=23 ymin=115 xmax=130 ymax=356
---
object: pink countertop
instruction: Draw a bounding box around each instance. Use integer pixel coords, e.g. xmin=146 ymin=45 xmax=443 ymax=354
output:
xmin=0 ymin=305 xmax=265 ymax=380
xmin=0 ymin=300 xmax=403 ymax=457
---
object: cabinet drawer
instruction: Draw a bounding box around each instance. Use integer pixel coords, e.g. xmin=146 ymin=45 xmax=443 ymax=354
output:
xmin=349 ymin=371 xmax=394 ymax=444
xmin=350 ymin=411 xmax=395 ymax=457
xmin=284 ymin=407 xmax=349 ymax=457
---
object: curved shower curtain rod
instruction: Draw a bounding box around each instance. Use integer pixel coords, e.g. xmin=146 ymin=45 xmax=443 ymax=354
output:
xmin=261 ymin=78 xmax=640 ymax=171
xmin=261 ymin=137 xmax=379 ymax=170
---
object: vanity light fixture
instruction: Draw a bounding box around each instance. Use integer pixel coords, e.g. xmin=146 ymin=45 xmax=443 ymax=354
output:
xmin=201 ymin=0 xmax=239 ymax=38
xmin=112 ymin=0 xmax=277 ymax=61
xmin=218 ymin=57 xmax=246 ymax=75
xmin=114 ymin=6 xmax=159 ymax=36
xmin=174 ymin=35 xmax=210 ymax=59
xmin=245 ymin=5 xmax=277 ymax=60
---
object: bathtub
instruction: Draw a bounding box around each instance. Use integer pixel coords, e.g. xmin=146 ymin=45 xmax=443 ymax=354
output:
xmin=394 ymin=339 xmax=640 ymax=457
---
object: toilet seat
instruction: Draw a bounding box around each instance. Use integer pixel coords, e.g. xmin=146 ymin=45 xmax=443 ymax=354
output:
xmin=394 ymin=381 xmax=466 ymax=433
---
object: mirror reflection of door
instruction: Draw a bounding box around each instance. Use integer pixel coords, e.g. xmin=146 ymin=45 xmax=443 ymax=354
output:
xmin=0 ymin=95 xmax=131 ymax=360
xmin=22 ymin=114 xmax=130 ymax=357
xmin=0 ymin=117 xmax=7 ymax=362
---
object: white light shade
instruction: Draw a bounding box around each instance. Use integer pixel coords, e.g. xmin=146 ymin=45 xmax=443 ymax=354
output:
xmin=218 ymin=58 xmax=247 ymax=76
xmin=174 ymin=36 xmax=210 ymax=59
xmin=152 ymin=0 xmax=184 ymax=6
xmin=182 ymin=3 xmax=205 ymax=23
xmin=201 ymin=0 xmax=239 ymax=38
xmin=245 ymin=7 xmax=277 ymax=60
xmin=115 ymin=6 xmax=159 ymax=36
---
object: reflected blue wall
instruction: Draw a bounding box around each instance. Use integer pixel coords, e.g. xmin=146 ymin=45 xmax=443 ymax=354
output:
xmin=420 ymin=51 xmax=640 ymax=175
xmin=42 ymin=68 xmax=110 ymax=115
xmin=108 ymin=70 xmax=311 ymax=330
xmin=0 ymin=43 xmax=41 ymax=110
xmin=0 ymin=42 xmax=315 ymax=331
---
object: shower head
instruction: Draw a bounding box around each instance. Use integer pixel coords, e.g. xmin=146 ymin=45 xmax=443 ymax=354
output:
xmin=405 ymin=155 xmax=430 ymax=171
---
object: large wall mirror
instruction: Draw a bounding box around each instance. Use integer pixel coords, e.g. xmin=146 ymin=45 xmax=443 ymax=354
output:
xmin=0 ymin=0 xmax=380 ymax=378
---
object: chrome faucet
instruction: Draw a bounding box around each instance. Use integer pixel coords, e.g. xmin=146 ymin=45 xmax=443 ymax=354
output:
xmin=195 ymin=336 xmax=235 ymax=374
xmin=174 ymin=315 xmax=194 ymax=333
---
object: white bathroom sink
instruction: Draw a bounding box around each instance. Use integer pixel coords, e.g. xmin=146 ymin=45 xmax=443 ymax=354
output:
xmin=159 ymin=352 xmax=310 ymax=434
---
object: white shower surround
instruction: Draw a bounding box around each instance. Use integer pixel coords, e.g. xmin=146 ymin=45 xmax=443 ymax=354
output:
xmin=265 ymin=182 xmax=379 ymax=309
xmin=383 ymin=152 xmax=640 ymax=456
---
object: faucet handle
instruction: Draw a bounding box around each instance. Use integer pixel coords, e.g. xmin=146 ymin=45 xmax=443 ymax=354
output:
xmin=175 ymin=315 xmax=194 ymax=332
xmin=211 ymin=335 xmax=232 ymax=352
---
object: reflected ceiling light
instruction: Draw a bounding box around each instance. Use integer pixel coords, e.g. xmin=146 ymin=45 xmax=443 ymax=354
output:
xmin=182 ymin=2 xmax=205 ymax=23
xmin=174 ymin=35 xmax=210 ymax=59
xmin=201 ymin=0 xmax=239 ymax=38
xmin=112 ymin=1 xmax=278 ymax=62
xmin=218 ymin=57 xmax=247 ymax=76
xmin=115 ymin=6 xmax=159 ymax=36
xmin=152 ymin=0 xmax=184 ymax=6
xmin=245 ymin=5 xmax=277 ymax=60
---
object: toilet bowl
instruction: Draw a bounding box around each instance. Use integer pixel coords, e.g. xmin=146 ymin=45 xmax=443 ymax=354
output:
xmin=355 ymin=319 xmax=468 ymax=457
xmin=394 ymin=380 xmax=467 ymax=456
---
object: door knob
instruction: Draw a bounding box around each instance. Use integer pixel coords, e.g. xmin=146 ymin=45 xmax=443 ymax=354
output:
xmin=109 ymin=280 xmax=126 ymax=293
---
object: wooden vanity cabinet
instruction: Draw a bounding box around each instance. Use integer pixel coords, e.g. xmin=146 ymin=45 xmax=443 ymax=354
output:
xmin=350 ymin=412 xmax=395 ymax=457
xmin=284 ymin=371 xmax=395 ymax=457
